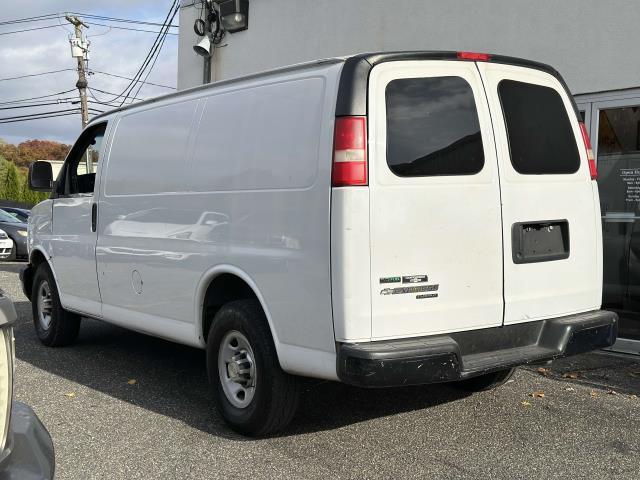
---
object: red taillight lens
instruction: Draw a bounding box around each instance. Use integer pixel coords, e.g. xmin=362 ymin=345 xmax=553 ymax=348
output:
xmin=457 ymin=51 xmax=492 ymax=61
xmin=579 ymin=122 xmax=597 ymax=180
xmin=332 ymin=116 xmax=367 ymax=186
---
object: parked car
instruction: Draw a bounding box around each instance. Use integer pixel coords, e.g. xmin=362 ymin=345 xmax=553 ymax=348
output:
xmin=0 ymin=207 xmax=30 ymax=223
xmin=0 ymin=289 xmax=55 ymax=478
xmin=0 ymin=210 xmax=27 ymax=261
xmin=0 ymin=229 xmax=12 ymax=260
xmin=22 ymin=51 xmax=617 ymax=436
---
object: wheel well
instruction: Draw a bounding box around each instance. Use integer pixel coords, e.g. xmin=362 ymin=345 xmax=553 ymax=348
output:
xmin=23 ymin=250 xmax=49 ymax=300
xmin=201 ymin=273 xmax=259 ymax=342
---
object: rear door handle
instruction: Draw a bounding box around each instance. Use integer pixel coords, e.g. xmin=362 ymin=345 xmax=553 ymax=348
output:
xmin=91 ymin=203 xmax=97 ymax=232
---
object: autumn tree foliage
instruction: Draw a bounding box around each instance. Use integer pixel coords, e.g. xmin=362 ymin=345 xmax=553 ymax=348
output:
xmin=0 ymin=139 xmax=70 ymax=169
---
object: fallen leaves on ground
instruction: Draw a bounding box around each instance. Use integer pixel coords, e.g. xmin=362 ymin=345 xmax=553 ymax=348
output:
xmin=521 ymin=400 xmax=531 ymax=407
xmin=590 ymin=391 xmax=598 ymax=398
xmin=607 ymin=389 xmax=618 ymax=396
xmin=64 ymin=392 xmax=76 ymax=398
xmin=127 ymin=379 xmax=137 ymax=385
xmin=563 ymin=372 xmax=580 ymax=379
xmin=537 ymin=367 xmax=550 ymax=376
xmin=629 ymin=395 xmax=637 ymax=400
xmin=530 ymin=390 xmax=545 ymax=398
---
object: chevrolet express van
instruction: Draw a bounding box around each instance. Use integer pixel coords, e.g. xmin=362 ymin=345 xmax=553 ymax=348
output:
xmin=23 ymin=51 xmax=617 ymax=436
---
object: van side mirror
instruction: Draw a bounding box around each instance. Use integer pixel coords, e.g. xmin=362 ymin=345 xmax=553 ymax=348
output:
xmin=28 ymin=161 xmax=53 ymax=192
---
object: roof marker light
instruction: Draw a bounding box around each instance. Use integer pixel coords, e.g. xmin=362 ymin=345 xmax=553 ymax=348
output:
xmin=457 ymin=51 xmax=492 ymax=61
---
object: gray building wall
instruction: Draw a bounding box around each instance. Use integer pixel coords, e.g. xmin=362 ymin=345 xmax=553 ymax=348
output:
xmin=179 ymin=0 xmax=640 ymax=95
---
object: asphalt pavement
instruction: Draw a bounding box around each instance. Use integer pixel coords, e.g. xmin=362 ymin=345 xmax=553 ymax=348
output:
xmin=1 ymin=261 xmax=639 ymax=479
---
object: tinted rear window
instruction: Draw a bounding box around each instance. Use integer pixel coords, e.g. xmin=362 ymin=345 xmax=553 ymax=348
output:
xmin=385 ymin=76 xmax=484 ymax=177
xmin=499 ymin=80 xmax=580 ymax=175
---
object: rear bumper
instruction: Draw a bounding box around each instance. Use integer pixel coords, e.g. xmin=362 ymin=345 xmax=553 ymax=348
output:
xmin=337 ymin=310 xmax=618 ymax=388
xmin=0 ymin=402 xmax=55 ymax=479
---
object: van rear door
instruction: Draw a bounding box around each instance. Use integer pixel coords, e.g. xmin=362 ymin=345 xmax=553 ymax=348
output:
xmin=477 ymin=62 xmax=602 ymax=325
xmin=367 ymin=61 xmax=503 ymax=340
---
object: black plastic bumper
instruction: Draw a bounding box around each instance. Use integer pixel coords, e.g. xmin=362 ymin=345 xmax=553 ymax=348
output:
xmin=337 ymin=310 xmax=618 ymax=388
xmin=0 ymin=402 xmax=55 ymax=479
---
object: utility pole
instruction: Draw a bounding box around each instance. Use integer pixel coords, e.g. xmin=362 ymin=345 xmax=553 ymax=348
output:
xmin=65 ymin=15 xmax=93 ymax=173
xmin=65 ymin=15 xmax=90 ymax=129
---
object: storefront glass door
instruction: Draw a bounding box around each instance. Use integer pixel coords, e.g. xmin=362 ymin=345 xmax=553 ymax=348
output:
xmin=592 ymin=98 xmax=640 ymax=340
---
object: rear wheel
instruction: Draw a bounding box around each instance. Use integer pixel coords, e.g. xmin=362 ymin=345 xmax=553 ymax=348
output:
xmin=207 ymin=300 xmax=300 ymax=436
xmin=451 ymin=368 xmax=516 ymax=392
xmin=32 ymin=263 xmax=81 ymax=347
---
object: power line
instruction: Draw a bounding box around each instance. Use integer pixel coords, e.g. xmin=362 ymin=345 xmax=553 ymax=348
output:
xmin=90 ymin=87 xmax=144 ymax=100
xmin=116 ymin=0 xmax=179 ymax=106
xmin=84 ymin=21 xmax=179 ymax=35
xmin=0 ymin=12 xmax=178 ymax=28
xmin=0 ymin=108 xmax=81 ymax=122
xmin=131 ymin=13 xmax=173 ymax=101
xmin=0 ymin=89 xmax=76 ymax=106
xmin=0 ymin=24 xmax=62 ymax=36
xmin=0 ymin=101 xmax=80 ymax=111
xmin=89 ymin=69 xmax=175 ymax=90
xmin=0 ymin=112 xmax=80 ymax=124
xmin=70 ymin=13 xmax=178 ymax=28
xmin=0 ymin=14 xmax=59 ymax=27
xmin=0 ymin=107 xmax=104 ymax=124
xmin=0 ymin=69 xmax=75 ymax=82
xmin=88 ymin=88 xmax=143 ymax=106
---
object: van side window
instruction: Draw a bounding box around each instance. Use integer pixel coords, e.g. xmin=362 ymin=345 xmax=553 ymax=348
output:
xmin=58 ymin=123 xmax=106 ymax=197
xmin=498 ymin=80 xmax=580 ymax=175
xmin=385 ymin=76 xmax=484 ymax=177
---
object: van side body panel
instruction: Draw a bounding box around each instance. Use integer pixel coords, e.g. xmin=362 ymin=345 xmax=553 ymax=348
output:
xmin=95 ymin=64 xmax=343 ymax=379
xmin=330 ymin=187 xmax=372 ymax=341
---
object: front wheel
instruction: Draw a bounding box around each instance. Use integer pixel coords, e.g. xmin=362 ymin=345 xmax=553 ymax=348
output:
xmin=451 ymin=368 xmax=516 ymax=392
xmin=207 ymin=300 xmax=300 ymax=436
xmin=32 ymin=263 xmax=81 ymax=347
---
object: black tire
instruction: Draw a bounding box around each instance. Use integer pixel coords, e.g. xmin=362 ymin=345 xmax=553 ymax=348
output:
xmin=31 ymin=263 xmax=81 ymax=347
xmin=206 ymin=299 xmax=300 ymax=436
xmin=451 ymin=368 xmax=516 ymax=392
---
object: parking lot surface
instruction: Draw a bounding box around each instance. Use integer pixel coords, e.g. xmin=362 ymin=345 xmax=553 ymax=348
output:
xmin=1 ymin=261 xmax=639 ymax=479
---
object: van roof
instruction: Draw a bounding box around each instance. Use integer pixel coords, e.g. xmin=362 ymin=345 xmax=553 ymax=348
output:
xmin=90 ymin=51 xmax=569 ymax=124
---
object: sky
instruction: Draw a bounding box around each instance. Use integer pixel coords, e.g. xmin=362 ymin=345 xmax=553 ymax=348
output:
xmin=0 ymin=0 xmax=179 ymax=145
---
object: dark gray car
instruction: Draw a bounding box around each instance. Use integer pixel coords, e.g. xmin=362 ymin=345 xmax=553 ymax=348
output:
xmin=0 ymin=207 xmax=30 ymax=223
xmin=0 ymin=210 xmax=27 ymax=260
xmin=0 ymin=290 xmax=55 ymax=478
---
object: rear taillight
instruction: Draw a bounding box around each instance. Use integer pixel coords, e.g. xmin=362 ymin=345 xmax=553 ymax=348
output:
xmin=332 ymin=116 xmax=367 ymax=186
xmin=579 ymin=122 xmax=597 ymax=180
xmin=457 ymin=51 xmax=492 ymax=61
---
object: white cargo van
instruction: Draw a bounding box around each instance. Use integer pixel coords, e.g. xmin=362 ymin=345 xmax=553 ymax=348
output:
xmin=23 ymin=51 xmax=617 ymax=436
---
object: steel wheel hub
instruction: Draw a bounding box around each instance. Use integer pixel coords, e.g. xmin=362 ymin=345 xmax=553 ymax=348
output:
xmin=218 ymin=330 xmax=256 ymax=408
xmin=37 ymin=280 xmax=53 ymax=330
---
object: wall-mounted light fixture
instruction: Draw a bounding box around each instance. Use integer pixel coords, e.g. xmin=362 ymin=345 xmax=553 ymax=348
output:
xmin=193 ymin=0 xmax=248 ymax=84
xmin=217 ymin=0 xmax=249 ymax=33
xmin=193 ymin=36 xmax=212 ymax=57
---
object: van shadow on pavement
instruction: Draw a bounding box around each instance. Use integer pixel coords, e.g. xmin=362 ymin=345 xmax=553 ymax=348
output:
xmin=11 ymin=297 xmax=474 ymax=440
